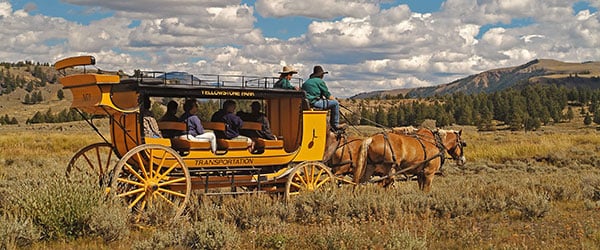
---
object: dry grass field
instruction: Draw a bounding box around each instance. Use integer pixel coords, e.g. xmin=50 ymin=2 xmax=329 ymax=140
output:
xmin=1 ymin=120 xmax=600 ymax=249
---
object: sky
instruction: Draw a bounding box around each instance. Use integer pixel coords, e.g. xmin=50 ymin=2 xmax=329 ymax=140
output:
xmin=1 ymin=0 xmax=599 ymax=97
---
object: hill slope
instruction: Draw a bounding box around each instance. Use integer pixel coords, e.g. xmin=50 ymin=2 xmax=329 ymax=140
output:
xmin=351 ymin=59 xmax=600 ymax=99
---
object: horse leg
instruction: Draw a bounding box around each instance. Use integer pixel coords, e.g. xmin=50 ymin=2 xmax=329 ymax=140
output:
xmin=382 ymin=165 xmax=395 ymax=188
xmin=419 ymin=162 xmax=439 ymax=192
xmin=420 ymin=173 xmax=435 ymax=193
xmin=417 ymin=172 xmax=425 ymax=190
xmin=360 ymin=163 xmax=377 ymax=184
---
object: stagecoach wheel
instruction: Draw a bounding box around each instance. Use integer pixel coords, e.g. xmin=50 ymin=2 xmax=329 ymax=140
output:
xmin=285 ymin=161 xmax=335 ymax=200
xmin=66 ymin=142 xmax=117 ymax=186
xmin=110 ymin=144 xmax=191 ymax=219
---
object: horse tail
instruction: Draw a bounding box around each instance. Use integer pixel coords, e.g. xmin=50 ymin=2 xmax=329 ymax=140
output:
xmin=354 ymin=137 xmax=372 ymax=184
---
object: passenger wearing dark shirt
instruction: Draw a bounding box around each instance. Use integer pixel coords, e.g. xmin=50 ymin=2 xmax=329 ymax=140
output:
xmin=160 ymin=100 xmax=179 ymax=122
xmin=238 ymin=101 xmax=276 ymax=140
xmin=159 ymin=100 xmax=181 ymax=138
xmin=211 ymin=100 xmax=252 ymax=146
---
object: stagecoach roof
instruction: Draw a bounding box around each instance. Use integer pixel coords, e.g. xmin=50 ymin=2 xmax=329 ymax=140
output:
xmin=129 ymin=78 xmax=306 ymax=100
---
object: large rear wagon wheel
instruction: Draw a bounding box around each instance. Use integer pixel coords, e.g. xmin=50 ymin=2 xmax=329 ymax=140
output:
xmin=285 ymin=161 xmax=335 ymax=200
xmin=110 ymin=144 xmax=191 ymax=219
xmin=66 ymin=142 xmax=117 ymax=186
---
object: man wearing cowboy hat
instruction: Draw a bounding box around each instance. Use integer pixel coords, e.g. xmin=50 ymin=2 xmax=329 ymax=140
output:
xmin=302 ymin=65 xmax=346 ymax=131
xmin=273 ymin=66 xmax=299 ymax=90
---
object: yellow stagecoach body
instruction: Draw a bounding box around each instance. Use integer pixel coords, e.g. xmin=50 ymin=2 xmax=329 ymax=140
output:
xmin=56 ymin=55 xmax=330 ymax=170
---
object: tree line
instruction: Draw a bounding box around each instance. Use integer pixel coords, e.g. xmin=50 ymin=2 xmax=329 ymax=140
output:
xmin=351 ymin=84 xmax=597 ymax=131
xmin=26 ymin=108 xmax=88 ymax=124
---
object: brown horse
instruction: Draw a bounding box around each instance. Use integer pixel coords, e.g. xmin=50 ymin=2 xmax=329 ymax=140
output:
xmin=321 ymin=128 xmax=366 ymax=183
xmin=355 ymin=129 xmax=466 ymax=192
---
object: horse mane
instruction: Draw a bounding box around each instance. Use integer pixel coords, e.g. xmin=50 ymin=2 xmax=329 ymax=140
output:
xmin=391 ymin=126 xmax=417 ymax=135
xmin=435 ymin=129 xmax=462 ymax=140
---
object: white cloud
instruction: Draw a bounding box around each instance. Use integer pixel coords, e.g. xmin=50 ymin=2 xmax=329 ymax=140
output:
xmin=0 ymin=0 xmax=600 ymax=97
xmin=255 ymin=0 xmax=380 ymax=19
xmin=0 ymin=2 xmax=11 ymax=17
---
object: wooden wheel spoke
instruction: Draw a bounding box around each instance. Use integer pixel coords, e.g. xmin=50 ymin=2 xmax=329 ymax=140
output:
xmin=94 ymin=147 xmax=103 ymax=171
xmin=158 ymin=177 xmax=187 ymax=187
xmin=117 ymin=177 xmax=144 ymax=187
xmin=295 ymin=173 xmax=309 ymax=187
xmin=290 ymin=181 xmax=305 ymax=190
xmin=156 ymin=150 xmax=169 ymax=174
xmin=117 ymin=187 xmax=145 ymax=198
xmin=135 ymin=153 xmax=150 ymax=179
xmin=155 ymin=191 xmax=176 ymax=206
xmin=146 ymin=149 xmax=155 ymax=179
xmin=139 ymin=199 xmax=147 ymax=212
xmin=315 ymin=176 xmax=332 ymax=189
xmin=80 ymin=154 xmax=95 ymax=173
xmin=101 ymin=149 xmax=114 ymax=175
xmin=302 ymin=165 xmax=311 ymax=183
xmin=310 ymin=168 xmax=325 ymax=185
xmin=127 ymin=192 xmax=146 ymax=209
xmin=124 ymin=163 xmax=146 ymax=184
xmin=157 ymin=163 xmax=180 ymax=180
xmin=157 ymin=188 xmax=186 ymax=198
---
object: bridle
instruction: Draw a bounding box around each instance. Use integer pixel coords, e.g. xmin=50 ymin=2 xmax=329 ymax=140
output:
xmin=439 ymin=130 xmax=466 ymax=161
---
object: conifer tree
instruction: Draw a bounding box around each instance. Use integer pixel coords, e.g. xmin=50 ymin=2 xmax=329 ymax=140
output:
xmin=387 ymin=106 xmax=397 ymax=127
xmin=35 ymin=91 xmax=43 ymax=103
xmin=593 ymin=108 xmax=600 ymax=125
xmin=584 ymin=112 xmax=592 ymax=126
xmin=565 ymin=106 xmax=574 ymax=121
xmin=374 ymin=105 xmax=387 ymax=126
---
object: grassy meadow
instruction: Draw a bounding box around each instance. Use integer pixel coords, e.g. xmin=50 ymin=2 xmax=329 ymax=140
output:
xmin=1 ymin=121 xmax=600 ymax=249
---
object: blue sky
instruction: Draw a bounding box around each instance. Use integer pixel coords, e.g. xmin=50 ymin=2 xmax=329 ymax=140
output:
xmin=1 ymin=0 xmax=599 ymax=97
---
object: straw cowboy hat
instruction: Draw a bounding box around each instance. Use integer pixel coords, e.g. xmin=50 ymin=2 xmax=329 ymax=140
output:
xmin=279 ymin=66 xmax=298 ymax=74
xmin=309 ymin=65 xmax=328 ymax=78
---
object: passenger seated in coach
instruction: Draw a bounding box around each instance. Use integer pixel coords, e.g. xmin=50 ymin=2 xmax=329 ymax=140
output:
xmin=210 ymin=100 xmax=253 ymax=147
xmin=142 ymin=97 xmax=162 ymax=138
xmin=159 ymin=100 xmax=182 ymax=138
xmin=160 ymin=100 xmax=179 ymax=122
xmin=178 ymin=99 xmax=217 ymax=152
xmin=237 ymin=101 xmax=276 ymax=140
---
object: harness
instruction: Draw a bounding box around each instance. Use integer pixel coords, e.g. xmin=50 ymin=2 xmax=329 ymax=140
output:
xmin=368 ymin=130 xmax=448 ymax=183
xmin=327 ymin=133 xmax=361 ymax=168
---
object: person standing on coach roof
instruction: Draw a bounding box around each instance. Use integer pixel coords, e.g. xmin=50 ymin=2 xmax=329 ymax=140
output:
xmin=301 ymin=65 xmax=346 ymax=131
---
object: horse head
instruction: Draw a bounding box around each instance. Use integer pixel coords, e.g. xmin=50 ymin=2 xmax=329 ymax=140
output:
xmin=436 ymin=129 xmax=466 ymax=166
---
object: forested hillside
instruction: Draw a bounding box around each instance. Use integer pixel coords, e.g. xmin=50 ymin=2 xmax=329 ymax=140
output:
xmin=343 ymin=84 xmax=599 ymax=131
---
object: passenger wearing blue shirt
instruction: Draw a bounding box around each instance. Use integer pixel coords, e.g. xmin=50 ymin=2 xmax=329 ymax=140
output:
xmin=179 ymin=99 xmax=217 ymax=152
xmin=211 ymin=100 xmax=252 ymax=146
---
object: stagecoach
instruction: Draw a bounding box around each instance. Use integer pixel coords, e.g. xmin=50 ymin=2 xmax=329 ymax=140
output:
xmin=55 ymin=55 xmax=337 ymax=218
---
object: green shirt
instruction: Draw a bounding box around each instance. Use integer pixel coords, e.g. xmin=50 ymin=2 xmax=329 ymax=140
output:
xmin=274 ymin=78 xmax=295 ymax=89
xmin=302 ymin=77 xmax=331 ymax=104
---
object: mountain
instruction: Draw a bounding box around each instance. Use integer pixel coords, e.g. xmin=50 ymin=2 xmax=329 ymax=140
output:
xmin=351 ymin=59 xmax=600 ymax=99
